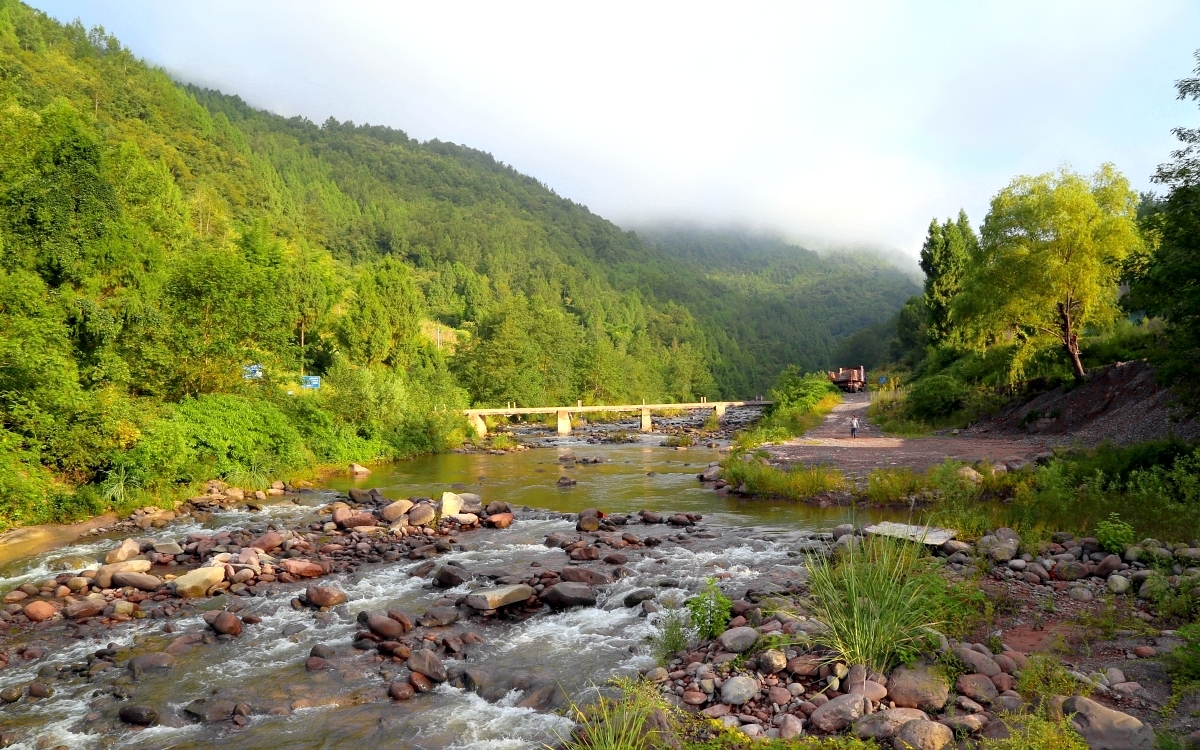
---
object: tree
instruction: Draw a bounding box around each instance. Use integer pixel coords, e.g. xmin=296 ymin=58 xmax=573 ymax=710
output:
xmin=957 ymin=165 xmax=1142 ymax=380
xmin=918 ymin=210 xmax=975 ymax=344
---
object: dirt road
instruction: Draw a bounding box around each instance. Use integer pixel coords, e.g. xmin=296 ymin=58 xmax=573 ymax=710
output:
xmin=767 ymin=393 xmax=1052 ymax=480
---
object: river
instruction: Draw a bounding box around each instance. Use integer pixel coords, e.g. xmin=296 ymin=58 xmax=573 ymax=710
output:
xmin=0 ymin=441 xmax=906 ymax=749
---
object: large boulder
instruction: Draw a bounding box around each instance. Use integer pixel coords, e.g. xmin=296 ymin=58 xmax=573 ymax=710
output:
xmin=887 ymin=663 xmax=949 ymax=711
xmin=810 ymin=693 xmax=867 ymax=733
xmin=439 ymin=492 xmax=463 ymax=516
xmin=1064 ymin=696 xmax=1155 ymax=750
xmin=381 ymin=500 xmax=413 ymax=523
xmin=434 ymin=564 xmax=471 ymax=588
xmin=465 ymin=584 xmax=533 ymax=610
xmin=542 ymin=582 xmax=596 ymax=609
xmin=105 ymin=538 xmax=142 ymax=564
xmin=854 ymin=708 xmax=930 ymax=740
xmin=97 ymin=560 xmax=152 ymax=589
xmin=717 ymin=626 xmax=759 ymax=653
xmin=720 ymin=675 xmax=757 ymax=705
xmin=171 ymin=566 xmax=227 ymax=598
xmin=458 ymin=493 xmax=483 ymax=513
xmin=408 ymin=650 xmax=447 ymax=682
xmin=367 ymin=614 xmax=404 ymax=639
xmin=408 ymin=504 xmax=436 ymax=527
xmin=305 ymin=586 xmax=347 ymax=608
xmin=111 ymin=572 xmax=163 ymax=591
xmin=559 ymin=567 xmax=613 ymax=585
xmin=955 ymin=674 xmax=998 ymax=704
xmin=892 ymin=719 xmax=954 ymax=750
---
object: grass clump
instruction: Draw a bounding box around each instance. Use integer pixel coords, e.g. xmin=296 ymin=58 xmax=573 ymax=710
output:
xmin=665 ymin=434 xmax=698 ymax=448
xmin=558 ymin=678 xmax=670 ymax=750
xmin=979 ymin=714 xmax=1089 ymax=750
xmin=720 ymin=458 xmax=848 ymax=501
xmin=686 ymin=578 xmax=733 ymax=640
xmin=1016 ymin=653 xmax=1085 ymax=704
xmin=805 ymin=535 xmax=947 ymax=672
xmin=650 ymin=609 xmax=693 ymax=665
xmin=865 ymin=467 xmax=929 ymax=505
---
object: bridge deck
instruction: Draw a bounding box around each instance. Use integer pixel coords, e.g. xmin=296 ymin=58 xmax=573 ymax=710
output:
xmin=463 ymin=400 xmax=772 ymax=437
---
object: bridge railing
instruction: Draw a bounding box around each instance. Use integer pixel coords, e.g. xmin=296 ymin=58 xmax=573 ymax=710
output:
xmin=463 ymin=399 xmax=772 ymax=437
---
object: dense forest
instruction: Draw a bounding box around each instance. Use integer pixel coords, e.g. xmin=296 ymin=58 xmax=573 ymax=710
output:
xmin=0 ymin=2 xmax=913 ymax=526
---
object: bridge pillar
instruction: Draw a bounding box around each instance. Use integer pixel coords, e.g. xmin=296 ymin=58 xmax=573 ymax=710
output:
xmin=468 ymin=412 xmax=488 ymax=438
xmin=714 ymin=403 xmax=727 ymax=417
xmin=557 ymin=410 xmax=572 ymax=436
xmin=640 ymin=407 xmax=652 ymax=432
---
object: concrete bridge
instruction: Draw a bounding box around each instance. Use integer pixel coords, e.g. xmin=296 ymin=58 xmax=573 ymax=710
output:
xmin=464 ymin=399 xmax=772 ymax=437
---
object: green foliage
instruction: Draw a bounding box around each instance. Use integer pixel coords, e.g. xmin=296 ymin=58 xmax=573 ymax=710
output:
xmin=1095 ymin=513 xmax=1136 ymax=554
xmin=733 ymin=367 xmax=841 ymax=449
xmin=558 ymin=678 xmax=668 ymax=750
xmin=865 ymin=467 xmax=929 ymax=504
xmin=1016 ymin=653 xmax=1084 ymax=704
xmin=685 ymin=579 xmax=733 ymax=640
xmin=805 ymin=536 xmax=947 ymax=672
xmin=979 ymin=714 xmax=1089 ymax=750
xmin=1163 ymin=623 xmax=1200 ymax=698
xmin=906 ymin=374 xmax=967 ymax=418
xmin=719 ymin=459 xmax=848 ymax=501
xmin=919 ymin=210 xmax=976 ymax=345
xmin=650 ymin=609 xmax=693 ymax=665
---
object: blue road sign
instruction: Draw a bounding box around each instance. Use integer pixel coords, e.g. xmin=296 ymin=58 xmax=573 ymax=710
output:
xmin=300 ymin=376 xmax=320 ymax=389
xmin=243 ymin=364 xmax=264 ymax=380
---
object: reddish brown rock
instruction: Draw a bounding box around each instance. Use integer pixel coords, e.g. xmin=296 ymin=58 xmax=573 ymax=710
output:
xmin=65 ymin=599 xmax=105 ymax=620
xmin=248 ymin=531 xmax=282 ymax=551
xmin=211 ymin=611 xmax=243 ymax=636
xmin=367 ymin=614 xmax=404 ymax=640
xmin=305 ymin=586 xmax=347 ymax=608
xmin=682 ymin=690 xmax=708 ymax=705
xmin=389 ymin=681 xmax=415 ymax=700
xmin=23 ymin=601 xmax=57 ymax=622
xmin=486 ymin=513 xmax=514 ymax=529
xmin=280 ymin=559 xmax=323 ymax=578
xmin=410 ymin=672 xmax=433 ymax=692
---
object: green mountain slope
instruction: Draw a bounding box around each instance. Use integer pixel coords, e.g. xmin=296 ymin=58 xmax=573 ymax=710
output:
xmin=0 ymin=1 xmax=915 ymax=526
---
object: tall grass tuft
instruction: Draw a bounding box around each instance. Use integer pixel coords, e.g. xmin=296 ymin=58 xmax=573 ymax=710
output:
xmin=865 ymin=467 xmax=929 ymax=504
xmin=805 ymin=535 xmax=946 ymax=672
xmin=649 ymin=609 xmax=693 ymax=665
xmin=556 ymin=678 xmax=668 ymax=750
xmin=721 ymin=458 xmax=848 ymax=501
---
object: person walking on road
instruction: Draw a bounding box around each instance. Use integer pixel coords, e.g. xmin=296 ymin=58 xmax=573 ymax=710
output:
xmin=850 ymin=417 xmax=859 ymax=439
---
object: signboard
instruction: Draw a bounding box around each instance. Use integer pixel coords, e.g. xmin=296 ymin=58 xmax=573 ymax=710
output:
xmin=300 ymin=376 xmax=321 ymax=390
xmin=243 ymin=364 xmax=264 ymax=380
xmin=879 ymin=376 xmax=888 ymax=385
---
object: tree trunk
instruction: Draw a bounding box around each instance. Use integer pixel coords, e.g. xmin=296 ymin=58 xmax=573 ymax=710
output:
xmin=1057 ymin=301 xmax=1086 ymax=379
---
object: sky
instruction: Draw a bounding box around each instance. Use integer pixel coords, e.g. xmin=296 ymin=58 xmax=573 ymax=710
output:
xmin=30 ymin=1 xmax=1200 ymax=258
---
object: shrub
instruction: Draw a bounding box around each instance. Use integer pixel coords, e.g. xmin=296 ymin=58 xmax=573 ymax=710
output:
xmin=1015 ymin=653 xmax=1083 ymax=704
xmin=906 ymin=374 xmax=967 ymax=419
xmin=805 ymin=536 xmax=946 ymax=672
xmin=979 ymin=714 xmax=1089 ymax=750
xmin=1095 ymin=513 xmax=1135 ymax=554
xmin=686 ymin=578 xmax=733 ymax=640
xmin=650 ymin=609 xmax=693 ymax=665
xmin=558 ymin=678 xmax=669 ymax=750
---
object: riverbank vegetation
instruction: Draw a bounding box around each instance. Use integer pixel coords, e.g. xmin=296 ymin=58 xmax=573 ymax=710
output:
xmin=0 ymin=2 xmax=916 ymax=529
xmin=732 ymin=369 xmax=842 ymax=450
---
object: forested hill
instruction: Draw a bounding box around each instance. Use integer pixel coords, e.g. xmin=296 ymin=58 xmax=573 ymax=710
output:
xmin=0 ymin=1 xmax=913 ymax=525
xmin=636 ymin=228 xmax=919 ymax=395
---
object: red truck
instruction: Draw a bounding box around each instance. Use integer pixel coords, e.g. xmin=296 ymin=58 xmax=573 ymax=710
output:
xmin=828 ymin=366 xmax=866 ymax=393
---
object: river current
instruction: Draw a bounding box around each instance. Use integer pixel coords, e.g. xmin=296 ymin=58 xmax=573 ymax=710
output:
xmin=0 ymin=440 xmax=904 ymax=749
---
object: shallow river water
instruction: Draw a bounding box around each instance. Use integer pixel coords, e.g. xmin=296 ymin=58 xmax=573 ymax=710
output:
xmin=0 ymin=441 xmax=909 ymax=749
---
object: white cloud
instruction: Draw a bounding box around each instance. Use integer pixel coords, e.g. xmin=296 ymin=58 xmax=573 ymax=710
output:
xmin=31 ymin=0 xmax=1200 ymax=255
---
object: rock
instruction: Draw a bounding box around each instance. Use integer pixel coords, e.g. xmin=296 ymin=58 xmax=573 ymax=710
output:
xmin=465 ymin=584 xmax=534 ymax=610
xmin=1108 ymin=575 xmax=1131 ymax=594
xmin=420 ymin=607 xmax=459 ymax=627
xmin=389 ymin=681 xmax=415 ymax=700
xmin=559 ymin=567 xmax=613 ymax=585
xmin=97 ymin=560 xmax=152 ymax=589
xmin=758 ymin=649 xmax=787 ymax=673
xmin=450 ymin=513 xmax=479 ymax=525
xmin=305 ymin=586 xmax=347 ymax=608
xmin=576 ymin=514 xmax=600 ymax=532
xmin=788 ymin=655 xmax=823 ymax=676
xmin=171 ymin=566 xmax=228 ymax=598
xmin=956 ymin=674 xmax=998 ymax=704
xmin=245 ymin=532 xmax=280 ymax=552
xmin=779 ymin=713 xmax=804 ymax=739
xmin=1054 ymin=561 xmax=1087 ymax=581
xmin=128 ymin=653 xmax=176 ymax=676
xmin=1064 ymin=696 xmax=1154 ymax=750
xmin=717 ymin=626 xmax=759 ymax=653
xmin=849 ymin=679 xmax=888 ymax=703
xmin=337 ymin=511 xmax=377 ymax=529
xmin=952 ymin=646 xmax=1001 ymax=677
xmin=349 ymin=463 xmax=371 ymax=475
xmin=185 ymin=698 xmax=236 ymax=722
xmin=767 ymin=686 xmax=792 ymax=705
xmin=408 ymin=504 xmax=436 ymax=526
xmin=305 ymin=657 xmax=329 ymax=671
xmin=408 ymin=650 xmax=448 ymax=682
xmin=854 ymin=708 xmax=930 ymax=740
xmin=434 ymin=564 xmax=471 ymax=588
xmin=623 ymin=589 xmax=655 ymax=607
xmin=439 ymin=492 xmax=464 ymax=516
xmin=1134 ymin=646 xmax=1156 ymax=657
xmin=367 ymin=614 xmax=405 ymax=639
xmin=957 ymin=466 xmax=982 ymax=484
xmin=457 ymin=493 xmax=482 ymax=513
xmin=112 ymin=572 xmax=162 ymax=591
xmin=65 ymin=599 xmax=105 ymax=619
xmin=810 ymin=693 xmax=867 ymax=733
xmin=683 ymin=690 xmax=708 ymax=705
xmin=1069 ymin=587 xmax=1094 ymax=602
xmin=542 ymin=582 xmax=596 ymax=609
xmin=22 ymin=601 xmax=56 ymax=622
xmin=119 ymin=704 xmax=158 ymax=726
xmin=381 ymin=500 xmax=414 ymax=522
xmin=720 ymin=675 xmax=758 ymax=705
xmin=486 ymin=512 xmax=515 ymax=528
xmin=212 ymin=611 xmax=243 ymax=636
xmin=887 ymin=663 xmax=949 ymax=711
xmin=279 ymin=559 xmax=323 ymax=578
xmin=940 ymin=714 xmax=988 ymax=734
xmin=1095 ymin=554 xmax=1122 ymax=577
xmin=105 ymin=538 xmax=142 ymax=564
xmin=892 ymin=719 xmax=954 ymax=750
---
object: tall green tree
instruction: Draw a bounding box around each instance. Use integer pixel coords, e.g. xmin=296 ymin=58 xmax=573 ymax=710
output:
xmin=918 ymin=210 xmax=975 ymax=344
xmin=957 ymin=165 xmax=1142 ymax=380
